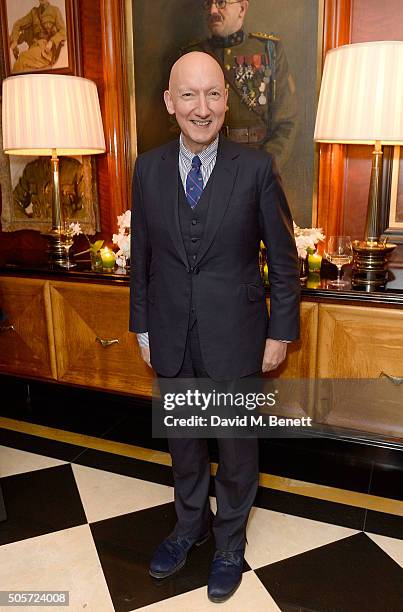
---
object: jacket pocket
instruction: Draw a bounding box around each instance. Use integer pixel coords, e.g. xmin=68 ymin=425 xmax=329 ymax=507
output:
xmin=247 ymin=283 xmax=265 ymax=302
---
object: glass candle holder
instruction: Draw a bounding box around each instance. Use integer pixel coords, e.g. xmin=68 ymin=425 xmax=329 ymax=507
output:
xmin=308 ymin=251 xmax=322 ymax=273
xmin=100 ymin=247 xmax=116 ymax=272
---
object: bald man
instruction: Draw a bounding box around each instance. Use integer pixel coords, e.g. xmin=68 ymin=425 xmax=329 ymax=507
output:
xmin=130 ymin=52 xmax=300 ymax=603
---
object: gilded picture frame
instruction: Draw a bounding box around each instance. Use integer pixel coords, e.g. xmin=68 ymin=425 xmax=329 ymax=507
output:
xmin=0 ymin=0 xmax=82 ymax=77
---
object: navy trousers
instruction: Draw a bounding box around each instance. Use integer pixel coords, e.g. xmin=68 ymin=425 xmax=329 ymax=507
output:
xmin=158 ymin=321 xmax=259 ymax=552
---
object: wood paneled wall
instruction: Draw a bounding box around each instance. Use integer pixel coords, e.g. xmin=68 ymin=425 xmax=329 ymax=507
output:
xmin=316 ymin=0 xmax=352 ymax=239
xmin=1 ymin=0 xmax=402 ymax=265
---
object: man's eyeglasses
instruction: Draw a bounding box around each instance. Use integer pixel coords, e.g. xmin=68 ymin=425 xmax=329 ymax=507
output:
xmin=203 ymin=0 xmax=242 ymax=10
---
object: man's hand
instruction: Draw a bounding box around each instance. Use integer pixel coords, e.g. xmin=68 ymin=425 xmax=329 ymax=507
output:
xmin=262 ymin=338 xmax=288 ymax=373
xmin=140 ymin=346 xmax=151 ymax=368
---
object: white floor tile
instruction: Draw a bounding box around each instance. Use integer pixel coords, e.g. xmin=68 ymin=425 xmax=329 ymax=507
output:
xmin=245 ymin=505 xmax=358 ymax=569
xmin=72 ymin=463 xmax=173 ymax=523
xmin=367 ymin=532 xmax=403 ymax=567
xmin=0 ymin=524 xmax=114 ymax=611
xmin=0 ymin=445 xmax=66 ymax=478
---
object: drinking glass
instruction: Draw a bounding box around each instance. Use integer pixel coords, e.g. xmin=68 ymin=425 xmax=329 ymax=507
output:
xmin=59 ymin=221 xmax=77 ymax=269
xmin=324 ymin=236 xmax=353 ymax=288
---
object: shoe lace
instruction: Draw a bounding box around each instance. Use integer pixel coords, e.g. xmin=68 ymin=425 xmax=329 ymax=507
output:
xmin=213 ymin=550 xmax=243 ymax=567
xmin=164 ymin=535 xmax=192 ymax=560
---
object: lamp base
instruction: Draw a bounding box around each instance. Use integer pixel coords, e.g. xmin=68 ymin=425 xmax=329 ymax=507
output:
xmin=352 ymin=240 xmax=397 ymax=290
xmin=42 ymin=229 xmax=67 ymax=267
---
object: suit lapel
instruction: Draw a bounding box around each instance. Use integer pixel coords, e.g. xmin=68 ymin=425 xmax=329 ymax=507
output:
xmin=196 ymin=136 xmax=239 ymax=265
xmin=160 ymin=140 xmax=188 ymax=267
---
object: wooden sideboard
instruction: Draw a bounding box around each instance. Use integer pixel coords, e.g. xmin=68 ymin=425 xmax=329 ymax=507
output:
xmin=0 ymin=275 xmax=153 ymax=397
xmin=1 ymin=269 xmax=403 ymax=443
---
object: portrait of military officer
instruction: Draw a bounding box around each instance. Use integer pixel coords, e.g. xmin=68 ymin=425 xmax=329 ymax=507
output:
xmin=13 ymin=157 xmax=84 ymax=221
xmin=182 ymin=0 xmax=298 ymax=170
xmin=8 ymin=0 xmax=67 ymax=74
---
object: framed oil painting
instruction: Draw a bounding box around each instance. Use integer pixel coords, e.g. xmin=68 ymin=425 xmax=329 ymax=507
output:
xmin=0 ymin=0 xmax=81 ymax=76
xmin=128 ymin=0 xmax=324 ymax=227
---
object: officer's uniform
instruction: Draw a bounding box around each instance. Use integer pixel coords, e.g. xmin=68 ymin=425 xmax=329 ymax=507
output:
xmin=13 ymin=157 xmax=84 ymax=220
xmin=183 ymin=29 xmax=297 ymax=169
xmin=11 ymin=3 xmax=66 ymax=73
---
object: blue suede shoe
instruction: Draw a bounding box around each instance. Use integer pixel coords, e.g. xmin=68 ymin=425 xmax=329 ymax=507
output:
xmin=207 ymin=549 xmax=244 ymax=603
xmin=149 ymin=531 xmax=210 ymax=579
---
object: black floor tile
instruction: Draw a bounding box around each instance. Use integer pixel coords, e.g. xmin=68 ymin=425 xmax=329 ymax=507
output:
xmin=255 ymin=487 xmax=366 ymax=531
xmin=0 ymin=428 xmax=86 ymax=462
xmin=0 ymin=464 xmax=87 ymax=545
xmin=255 ymin=532 xmax=403 ymax=612
xmin=364 ymin=509 xmax=403 ymax=540
xmin=91 ymin=502 xmax=250 ymax=611
xmin=75 ymin=448 xmax=174 ymax=487
xmin=369 ymin=463 xmax=403 ymax=501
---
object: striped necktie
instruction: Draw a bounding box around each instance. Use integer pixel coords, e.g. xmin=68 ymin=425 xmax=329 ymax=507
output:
xmin=186 ymin=155 xmax=203 ymax=208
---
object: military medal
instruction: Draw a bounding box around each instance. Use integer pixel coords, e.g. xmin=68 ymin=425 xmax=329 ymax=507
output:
xmin=252 ymin=54 xmax=262 ymax=70
xmin=247 ymin=88 xmax=257 ymax=109
xmin=262 ymin=54 xmax=272 ymax=83
xmin=241 ymin=84 xmax=249 ymax=103
xmin=249 ymin=55 xmax=265 ymax=106
xmin=258 ymin=81 xmax=267 ymax=105
xmin=234 ymin=56 xmax=246 ymax=88
xmin=244 ymin=56 xmax=254 ymax=80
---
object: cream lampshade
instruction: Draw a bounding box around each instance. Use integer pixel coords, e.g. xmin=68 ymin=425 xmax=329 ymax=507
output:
xmin=2 ymin=74 xmax=106 ymax=266
xmin=315 ymin=41 xmax=403 ymax=146
xmin=314 ymin=41 xmax=403 ymax=289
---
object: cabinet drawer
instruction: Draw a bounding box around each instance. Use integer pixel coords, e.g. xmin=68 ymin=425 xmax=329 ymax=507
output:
xmin=317 ymin=304 xmax=403 ymax=378
xmin=0 ymin=278 xmax=56 ymax=379
xmin=50 ymin=282 xmax=153 ymax=396
xmin=316 ymin=304 xmax=403 ymax=439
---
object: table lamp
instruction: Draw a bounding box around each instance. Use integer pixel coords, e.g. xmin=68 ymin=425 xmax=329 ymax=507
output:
xmin=314 ymin=41 xmax=403 ymax=290
xmin=2 ymin=74 xmax=106 ymax=266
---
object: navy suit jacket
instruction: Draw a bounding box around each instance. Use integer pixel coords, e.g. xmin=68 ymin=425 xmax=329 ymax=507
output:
xmin=129 ymin=136 xmax=300 ymax=381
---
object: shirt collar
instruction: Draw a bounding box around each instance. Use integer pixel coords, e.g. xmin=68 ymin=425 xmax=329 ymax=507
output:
xmin=179 ymin=133 xmax=219 ymax=169
xmin=210 ymin=28 xmax=245 ymax=48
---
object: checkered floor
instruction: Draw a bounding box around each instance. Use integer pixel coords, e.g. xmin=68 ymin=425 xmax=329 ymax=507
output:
xmin=0 ymin=435 xmax=403 ymax=611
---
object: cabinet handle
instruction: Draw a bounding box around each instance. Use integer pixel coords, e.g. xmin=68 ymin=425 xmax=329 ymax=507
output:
xmin=380 ymin=371 xmax=403 ymax=386
xmin=0 ymin=324 xmax=15 ymax=333
xmin=96 ymin=336 xmax=120 ymax=348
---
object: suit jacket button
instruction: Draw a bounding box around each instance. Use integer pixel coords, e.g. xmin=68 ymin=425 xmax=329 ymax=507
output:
xmin=194 ymin=267 xmax=200 ymax=274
